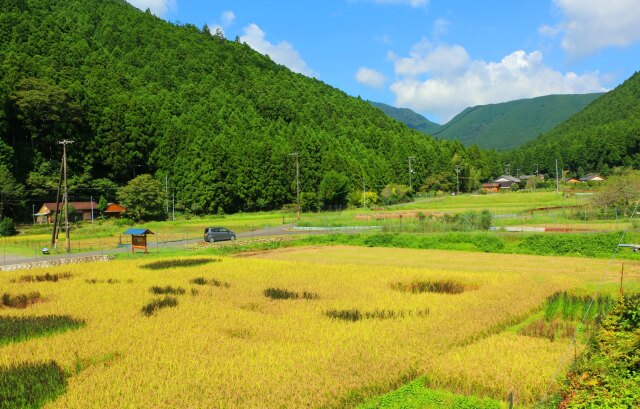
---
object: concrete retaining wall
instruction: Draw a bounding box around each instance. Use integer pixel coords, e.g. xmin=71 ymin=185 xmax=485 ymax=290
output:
xmin=0 ymin=255 xmax=115 ymax=272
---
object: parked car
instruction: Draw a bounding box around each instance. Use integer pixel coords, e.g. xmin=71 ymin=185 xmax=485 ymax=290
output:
xmin=203 ymin=227 xmax=236 ymax=242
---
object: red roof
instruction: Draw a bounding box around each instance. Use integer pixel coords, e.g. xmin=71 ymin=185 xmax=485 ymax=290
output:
xmin=42 ymin=202 xmax=96 ymax=212
xmin=104 ymin=203 xmax=126 ymax=213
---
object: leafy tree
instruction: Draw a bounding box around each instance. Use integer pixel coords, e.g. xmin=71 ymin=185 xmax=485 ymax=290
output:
xmin=318 ymin=171 xmax=350 ymax=209
xmin=97 ymin=195 xmax=108 ymax=212
xmin=0 ymin=164 xmax=26 ymax=219
xmin=0 ymin=217 xmax=17 ymax=236
xmin=299 ymin=191 xmax=318 ymax=212
xmin=593 ymin=171 xmax=640 ymax=215
xmin=380 ymin=184 xmax=413 ymax=205
xmin=117 ymin=174 xmax=165 ymax=221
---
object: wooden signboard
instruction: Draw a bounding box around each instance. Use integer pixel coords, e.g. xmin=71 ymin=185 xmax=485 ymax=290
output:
xmin=131 ymin=235 xmax=148 ymax=253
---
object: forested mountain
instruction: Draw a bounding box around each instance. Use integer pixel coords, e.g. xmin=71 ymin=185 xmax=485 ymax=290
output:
xmin=369 ymin=102 xmax=441 ymax=135
xmin=0 ymin=0 xmax=503 ymax=219
xmin=433 ymin=94 xmax=602 ymax=150
xmin=506 ymin=72 xmax=640 ymax=177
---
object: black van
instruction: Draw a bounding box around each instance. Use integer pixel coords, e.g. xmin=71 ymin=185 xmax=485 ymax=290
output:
xmin=204 ymin=227 xmax=236 ymax=242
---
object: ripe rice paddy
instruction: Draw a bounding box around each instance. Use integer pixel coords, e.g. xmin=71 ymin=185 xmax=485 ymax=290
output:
xmin=1 ymin=246 xmax=638 ymax=408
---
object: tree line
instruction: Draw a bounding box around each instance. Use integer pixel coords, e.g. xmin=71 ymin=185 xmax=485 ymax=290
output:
xmin=0 ymin=0 xmax=503 ymax=222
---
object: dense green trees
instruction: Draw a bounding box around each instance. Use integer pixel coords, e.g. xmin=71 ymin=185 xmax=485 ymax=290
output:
xmin=505 ymin=72 xmax=640 ymax=177
xmin=0 ymin=0 xmax=506 ymax=221
xmin=117 ymin=174 xmax=165 ymax=221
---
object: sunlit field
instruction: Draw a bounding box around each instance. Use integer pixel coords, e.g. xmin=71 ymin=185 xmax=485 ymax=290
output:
xmin=2 ymin=245 xmax=637 ymax=408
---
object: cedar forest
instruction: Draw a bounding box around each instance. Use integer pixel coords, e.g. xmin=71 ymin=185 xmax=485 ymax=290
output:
xmin=0 ymin=0 xmax=639 ymax=221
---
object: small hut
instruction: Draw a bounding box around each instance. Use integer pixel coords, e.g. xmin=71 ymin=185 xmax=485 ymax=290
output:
xmin=123 ymin=228 xmax=154 ymax=254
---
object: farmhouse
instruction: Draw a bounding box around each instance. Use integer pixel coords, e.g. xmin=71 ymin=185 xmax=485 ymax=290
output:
xmin=35 ymin=201 xmax=97 ymax=224
xmin=579 ymin=174 xmax=605 ymax=182
xmin=493 ymin=175 xmax=521 ymax=189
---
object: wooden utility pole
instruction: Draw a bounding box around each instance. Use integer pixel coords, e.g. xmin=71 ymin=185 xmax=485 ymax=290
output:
xmin=51 ymin=159 xmax=64 ymax=248
xmin=455 ymin=164 xmax=461 ymax=195
xmin=59 ymin=140 xmax=74 ymax=254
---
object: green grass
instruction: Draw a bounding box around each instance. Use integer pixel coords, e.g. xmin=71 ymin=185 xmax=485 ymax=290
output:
xmin=0 ymin=362 xmax=67 ymax=409
xmin=358 ymin=377 xmax=505 ymax=408
xmin=0 ymin=315 xmax=85 ymax=346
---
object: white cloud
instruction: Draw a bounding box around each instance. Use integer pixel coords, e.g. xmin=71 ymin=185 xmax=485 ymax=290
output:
xmin=393 ymin=39 xmax=469 ymax=78
xmin=390 ymin=43 xmax=606 ymax=122
xmin=221 ymin=10 xmax=236 ymax=27
xmin=126 ymin=0 xmax=175 ymax=16
xmin=546 ymin=0 xmax=640 ymax=58
xmin=356 ymin=67 xmax=386 ymax=88
xmin=359 ymin=0 xmax=428 ymax=7
xmin=432 ymin=18 xmax=451 ymax=38
xmin=240 ymin=24 xmax=317 ymax=77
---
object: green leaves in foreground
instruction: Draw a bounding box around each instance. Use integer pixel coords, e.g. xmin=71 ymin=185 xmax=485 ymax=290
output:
xmin=0 ymin=316 xmax=85 ymax=346
xmin=0 ymin=362 xmax=67 ymax=409
xmin=359 ymin=377 xmax=503 ymax=409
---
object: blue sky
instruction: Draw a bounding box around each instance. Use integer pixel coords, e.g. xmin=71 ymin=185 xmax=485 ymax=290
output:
xmin=126 ymin=0 xmax=640 ymax=123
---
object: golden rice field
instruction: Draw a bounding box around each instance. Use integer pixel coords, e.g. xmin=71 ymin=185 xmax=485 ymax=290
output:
xmin=1 ymin=246 xmax=638 ymax=408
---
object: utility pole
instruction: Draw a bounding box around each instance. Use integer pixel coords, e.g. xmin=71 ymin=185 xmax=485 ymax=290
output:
xmin=505 ymin=164 xmax=511 ymax=176
xmin=58 ymin=140 xmax=74 ymax=254
xmin=534 ymin=164 xmax=538 ymax=191
xmin=90 ymin=195 xmax=94 ymax=224
xmin=408 ymin=156 xmax=415 ymax=190
xmin=455 ymin=165 xmax=461 ymax=195
xmin=172 ymin=192 xmax=175 ymax=221
xmin=362 ymin=175 xmax=366 ymax=208
xmin=289 ymin=152 xmax=300 ymax=220
xmin=165 ymin=174 xmax=169 ymax=218
xmin=555 ymin=159 xmax=559 ymax=194
xmin=51 ymin=160 xmax=64 ymax=248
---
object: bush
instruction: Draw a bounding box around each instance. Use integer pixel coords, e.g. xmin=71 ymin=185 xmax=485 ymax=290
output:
xmin=0 ymin=217 xmax=17 ymax=236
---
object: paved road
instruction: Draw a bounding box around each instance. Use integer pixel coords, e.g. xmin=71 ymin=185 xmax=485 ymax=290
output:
xmin=0 ymin=223 xmax=371 ymax=268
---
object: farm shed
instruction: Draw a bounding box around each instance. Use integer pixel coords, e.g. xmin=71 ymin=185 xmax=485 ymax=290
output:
xmin=104 ymin=203 xmax=127 ymax=218
xmin=35 ymin=201 xmax=97 ymax=224
xmin=481 ymin=183 xmax=500 ymax=193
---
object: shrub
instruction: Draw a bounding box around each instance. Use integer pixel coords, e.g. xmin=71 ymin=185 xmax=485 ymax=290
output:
xmin=0 ymin=217 xmax=17 ymax=236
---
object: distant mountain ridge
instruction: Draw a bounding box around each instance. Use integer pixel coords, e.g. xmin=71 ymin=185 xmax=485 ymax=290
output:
xmin=509 ymin=71 xmax=640 ymax=175
xmin=369 ymin=102 xmax=441 ymax=134
xmin=371 ymin=93 xmax=603 ymax=150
